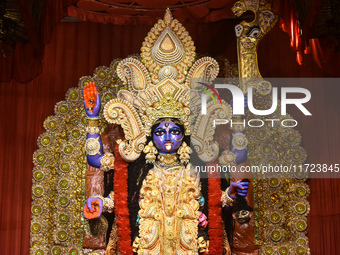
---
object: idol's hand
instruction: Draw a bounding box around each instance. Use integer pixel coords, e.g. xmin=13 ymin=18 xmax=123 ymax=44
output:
xmin=83 ymin=197 xmax=103 ymax=219
xmin=83 ymin=82 xmax=101 ymax=117
xmin=228 ymin=180 xmax=249 ymax=199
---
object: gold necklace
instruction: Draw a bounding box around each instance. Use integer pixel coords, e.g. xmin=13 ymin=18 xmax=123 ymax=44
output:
xmin=157 ymin=153 xmax=178 ymax=166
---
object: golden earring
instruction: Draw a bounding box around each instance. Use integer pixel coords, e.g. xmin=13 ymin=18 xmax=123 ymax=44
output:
xmin=143 ymin=141 xmax=158 ymax=164
xmin=177 ymin=142 xmax=192 ymax=164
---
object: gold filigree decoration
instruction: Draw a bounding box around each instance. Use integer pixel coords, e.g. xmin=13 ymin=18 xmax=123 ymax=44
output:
xmin=103 ymin=98 xmax=146 ymax=161
xmin=85 ymin=137 xmax=101 ymax=156
xmin=146 ymin=92 xmax=190 ymax=136
xmin=192 ymin=100 xmax=232 ymax=162
xmin=219 ymin=150 xmax=236 ymax=166
xmin=138 ymin=164 xmax=200 ymax=254
xmin=141 ymin=9 xmax=195 ymax=84
xmin=100 ymin=152 xmax=115 ymax=172
xmin=177 ymin=141 xmax=192 ymax=164
xmin=103 ymin=10 xmax=223 ymax=163
xmin=185 ymin=57 xmax=220 ymax=88
xmin=231 ymin=132 xmax=248 ymax=150
xmin=143 ymin=141 xmax=158 ymax=163
xmin=116 ymin=57 xmax=151 ymax=91
xmin=247 ymin=103 xmax=310 ymax=254
xmin=158 ymin=153 xmax=178 ymax=166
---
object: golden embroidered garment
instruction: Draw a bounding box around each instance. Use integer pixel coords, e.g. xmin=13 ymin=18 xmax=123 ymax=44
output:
xmin=138 ymin=163 xmax=201 ymax=255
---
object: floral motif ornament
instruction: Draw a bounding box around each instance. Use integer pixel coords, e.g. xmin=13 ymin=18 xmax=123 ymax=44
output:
xmin=103 ymin=9 xmax=228 ymax=162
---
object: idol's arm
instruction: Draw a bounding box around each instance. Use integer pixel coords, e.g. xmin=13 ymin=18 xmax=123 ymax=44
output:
xmin=83 ymin=81 xmax=104 ymax=168
xmin=221 ymin=181 xmax=249 ymax=209
xmin=230 ymin=129 xmax=248 ymax=164
xmin=83 ymin=82 xmax=115 ymax=170
xmin=221 ymin=96 xmax=249 ymax=208
xmin=83 ymin=82 xmax=115 ymax=220
xmin=230 ymin=95 xmax=248 ymax=165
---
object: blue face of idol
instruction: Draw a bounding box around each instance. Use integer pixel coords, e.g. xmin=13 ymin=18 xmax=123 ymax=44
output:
xmin=152 ymin=120 xmax=183 ymax=154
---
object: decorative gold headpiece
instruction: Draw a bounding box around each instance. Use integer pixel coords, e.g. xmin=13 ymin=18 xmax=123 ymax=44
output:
xmin=102 ymin=9 xmax=228 ymax=162
xmin=146 ymin=92 xmax=190 ymax=129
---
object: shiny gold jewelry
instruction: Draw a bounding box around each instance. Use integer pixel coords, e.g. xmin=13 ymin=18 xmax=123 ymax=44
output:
xmin=93 ymin=194 xmax=114 ymax=213
xmin=158 ymin=153 xmax=178 ymax=166
xmin=232 ymin=132 xmax=248 ymax=150
xmin=89 ymin=98 xmax=95 ymax=104
xmin=219 ymin=150 xmax=236 ymax=166
xmin=100 ymin=152 xmax=115 ymax=172
xmin=143 ymin=141 xmax=158 ymax=164
xmin=177 ymin=141 xmax=192 ymax=164
xmin=108 ymin=191 xmax=114 ymax=200
xmin=85 ymin=126 xmax=100 ymax=135
xmin=103 ymin=197 xmax=114 ymax=213
xmin=145 ymin=93 xmax=190 ymax=135
xmin=221 ymin=187 xmax=235 ymax=207
xmin=85 ymin=116 xmax=100 ymax=127
xmin=85 ymin=137 xmax=101 ymax=156
xmin=138 ymin=164 xmax=201 ymax=253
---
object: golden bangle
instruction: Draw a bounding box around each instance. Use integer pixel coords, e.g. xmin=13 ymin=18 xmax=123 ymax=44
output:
xmin=86 ymin=116 xmax=100 ymax=127
xmin=221 ymin=187 xmax=235 ymax=207
xmin=100 ymin=152 xmax=115 ymax=172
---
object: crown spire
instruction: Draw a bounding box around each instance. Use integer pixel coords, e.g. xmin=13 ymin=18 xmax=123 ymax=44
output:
xmin=164 ymin=8 xmax=173 ymax=24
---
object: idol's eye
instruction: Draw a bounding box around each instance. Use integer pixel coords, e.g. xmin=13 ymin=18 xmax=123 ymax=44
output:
xmin=170 ymin=129 xmax=181 ymax=135
xmin=155 ymin=130 xmax=165 ymax=136
xmin=247 ymin=27 xmax=261 ymax=37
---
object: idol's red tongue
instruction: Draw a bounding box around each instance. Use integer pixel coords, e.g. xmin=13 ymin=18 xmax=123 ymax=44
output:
xmin=164 ymin=142 xmax=173 ymax=151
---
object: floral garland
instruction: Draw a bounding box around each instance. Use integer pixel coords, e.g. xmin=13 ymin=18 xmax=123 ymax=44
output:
xmin=207 ymin=162 xmax=223 ymax=254
xmin=114 ymin=144 xmax=133 ymax=254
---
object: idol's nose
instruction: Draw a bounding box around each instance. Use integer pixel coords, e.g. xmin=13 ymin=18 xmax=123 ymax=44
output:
xmin=165 ymin=131 xmax=171 ymax=141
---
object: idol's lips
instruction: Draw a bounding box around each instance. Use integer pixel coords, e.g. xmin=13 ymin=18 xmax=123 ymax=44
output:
xmin=164 ymin=142 xmax=173 ymax=151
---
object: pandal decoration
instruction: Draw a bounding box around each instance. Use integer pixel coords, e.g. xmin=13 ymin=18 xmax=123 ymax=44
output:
xmin=29 ymin=1 xmax=310 ymax=254
xmin=232 ymin=0 xmax=310 ymax=254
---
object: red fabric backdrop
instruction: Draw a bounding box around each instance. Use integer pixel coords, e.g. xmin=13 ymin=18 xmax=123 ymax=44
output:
xmin=0 ymin=18 xmax=339 ymax=255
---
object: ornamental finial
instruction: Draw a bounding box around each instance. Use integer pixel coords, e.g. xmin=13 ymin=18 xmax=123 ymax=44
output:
xmin=164 ymin=8 xmax=173 ymax=24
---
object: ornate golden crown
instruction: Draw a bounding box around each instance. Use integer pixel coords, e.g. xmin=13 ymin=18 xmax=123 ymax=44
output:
xmin=102 ymin=9 xmax=231 ymax=162
xmin=146 ymin=92 xmax=190 ymax=130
